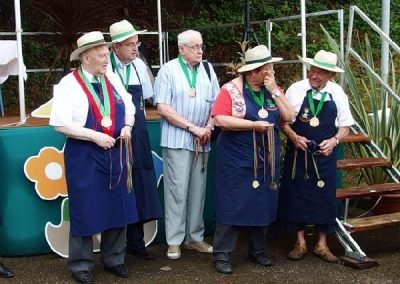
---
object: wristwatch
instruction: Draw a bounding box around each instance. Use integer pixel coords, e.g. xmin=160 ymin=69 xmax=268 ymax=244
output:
xmin=206 ymin=124 xmax=214 ymax=131
xmin=272 ymin=90 xmax=281 ymax=99
xmin=333 ymin=136 xmax=339 ymax=145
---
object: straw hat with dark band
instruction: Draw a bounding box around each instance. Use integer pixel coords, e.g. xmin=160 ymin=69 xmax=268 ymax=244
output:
xmin=70 ymin=31 xmax=110 ymax=61
xmin=301 ymin=50 xmax=344 ymax=73
xmin=238 ymin=45 xmax=282 ymax=73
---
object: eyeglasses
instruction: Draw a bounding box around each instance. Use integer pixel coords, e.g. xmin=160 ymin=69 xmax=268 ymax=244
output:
xmin=184 ymin=44 xmax=206 ymax=52
xmin=122 ymin=41 xmax=141 ymax=48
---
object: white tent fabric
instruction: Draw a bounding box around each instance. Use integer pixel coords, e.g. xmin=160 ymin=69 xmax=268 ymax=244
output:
xmin=0 ymin=40 xmax=27 ymax=85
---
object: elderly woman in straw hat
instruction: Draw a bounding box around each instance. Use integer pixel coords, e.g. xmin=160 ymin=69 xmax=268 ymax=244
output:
xmin=108 ymin=20 xmax=162 ymax=261
xmin=50 ymin=31 xmax=138 ymax=283
xmin=211 ymin=45 xmax=294 ymax=274
xmin=279 ymin=50 xmax=354 ymax=263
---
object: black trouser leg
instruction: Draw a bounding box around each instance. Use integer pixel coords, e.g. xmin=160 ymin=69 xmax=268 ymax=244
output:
xmin=126 ymin=221 xmax=146 ymax=252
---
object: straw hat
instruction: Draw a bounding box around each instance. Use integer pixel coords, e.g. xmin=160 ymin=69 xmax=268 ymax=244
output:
xmin=302 ymin=50 xmax=344 ymax=73
xmin=70 ymin=31 xmax=110 ymax=61
xmin=238 ymin=45 xmax=282 ymax=73
xmin=109 ymin=20 xmax=147 ymax=43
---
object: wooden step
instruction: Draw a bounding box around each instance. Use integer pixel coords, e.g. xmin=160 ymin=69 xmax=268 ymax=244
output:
xmin=343 ymin=212 xmax=400 ymax=232
xmin=336 ymin=183 xmax=400 ymax=199
xmin=337 ymin=157 xmax=392 ymax=170
xmin=339 ymin=133 xmax=371 ymax=144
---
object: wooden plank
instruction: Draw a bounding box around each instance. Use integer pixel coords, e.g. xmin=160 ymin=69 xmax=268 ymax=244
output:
xmin=339 ymin=133 xmax=371 ymax=144
xmin=344 ymin=212 xmax=400 ymax=232
xmin=337 ymin=157 xmax=392 ymax=170
xmin=336 ymin=183 xmax=400 ymax=199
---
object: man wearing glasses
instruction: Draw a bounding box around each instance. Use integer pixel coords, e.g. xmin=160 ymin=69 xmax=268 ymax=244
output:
xmin=154 ymin=30 xmax=219 ymax=260
xmin=108 ymin=20 xmax=162 ymax=261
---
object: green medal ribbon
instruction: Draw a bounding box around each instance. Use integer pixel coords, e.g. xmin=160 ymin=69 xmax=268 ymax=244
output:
xmin=178 ymin=54 xmax=198 ymax=88
xmin=307 ymin=89 xmax=327 ymax=118
xmin=245 ymin=79 xmax=265 ymax=108
xmin=77 ymin=67 xmax=111 ymax=118
xmin=110 ymin=52 xmax=131 ymax=90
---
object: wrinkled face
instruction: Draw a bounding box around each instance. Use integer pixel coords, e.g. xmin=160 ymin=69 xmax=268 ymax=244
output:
xmin=113 ymin=35 xmax=140 ymax=63
xmin=81 ymin=45 xmax=109 ymax=76
xmin=307 ymin=66 xmax=335 ymax=89
xmin=179 ymin=35 xmax=204 ymax=66
xmin=252 ymin=63 xmax=274 ymax=86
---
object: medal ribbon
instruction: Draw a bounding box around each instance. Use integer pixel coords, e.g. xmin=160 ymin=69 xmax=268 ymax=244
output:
xmin=307 ymin=89 xmax=327 ymax=118
xmin=111 ymin=52 xmax=131 ymax=90
xmin=178 ymin=54 xmax=198 ymax=89
xmin=245 ymin=79 xmax=265 ymax=109
xmin=73 ymin=69 xmax=115 ymax=136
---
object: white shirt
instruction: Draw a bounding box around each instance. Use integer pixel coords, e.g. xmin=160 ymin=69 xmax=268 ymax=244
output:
xmin=286 ymin=79 xmax=354 ymax=127
xmin=49 ymin=69 xmax=135 ymax=127
xmin=107 ymin=53 xmax=154 ymax=99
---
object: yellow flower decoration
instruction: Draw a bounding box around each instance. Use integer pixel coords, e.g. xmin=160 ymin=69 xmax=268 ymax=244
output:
xmin=24 ymin=146 xmax=67 ymax=200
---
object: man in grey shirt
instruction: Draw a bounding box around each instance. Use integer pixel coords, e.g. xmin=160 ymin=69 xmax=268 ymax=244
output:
xmin=154 ymin=29 xmax=219 ymax=260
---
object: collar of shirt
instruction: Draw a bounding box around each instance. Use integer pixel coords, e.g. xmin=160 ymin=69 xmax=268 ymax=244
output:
xmin=112 ymin=52 xmax=131 ymax=70
xmin=180 ymin=56 xmax=199 ymax=71
xmin=81 ymin=66 xmax=99 ymax=83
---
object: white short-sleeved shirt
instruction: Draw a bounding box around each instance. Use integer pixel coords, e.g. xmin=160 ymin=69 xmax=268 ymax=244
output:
xmin=49 ymin=69 xmax=135 ymax=127
xmin=107 ymin=53 xmax=154 ymax=99
xmin=154 ymin=58 xmax=220 ymax=152
xmin=286 ymin=79 xmax=354 ymax=127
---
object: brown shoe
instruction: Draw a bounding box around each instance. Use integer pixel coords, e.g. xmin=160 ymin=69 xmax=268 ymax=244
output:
xmin=313 ymin=244 xmax=338 ymax=263
xmin=183 ymin=241 xmax=213 ymax=253
xmin=288 ymin=243 xmax=307 ymax=260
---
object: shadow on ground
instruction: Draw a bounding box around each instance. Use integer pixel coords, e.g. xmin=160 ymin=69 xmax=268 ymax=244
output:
xmin=3 ymin=226 xmax=400 ymax=283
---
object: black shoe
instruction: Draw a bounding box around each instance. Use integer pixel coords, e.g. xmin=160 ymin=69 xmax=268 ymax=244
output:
xmin=214 ymin=260 xmax=233 ymax=274
xmin=0 ymin=262 xmax=14 ymax=278
xmin=72 ymin=270 xmax=92 ymax=283
xmin=127 ymin=248 xmax=154 ymax=260
xmin=250 ymin=253 xmax=272 ymax=267
xmin=104 ymin=264 xmax=130 ymax=278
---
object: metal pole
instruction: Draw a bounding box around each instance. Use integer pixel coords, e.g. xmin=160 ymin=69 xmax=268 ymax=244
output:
xmin=14 ymin=0 xmax=26 ymax=124
xmin=381 ymin=0 xmax=390 ymax=108
xmin=157 ymin=0 xmax=163 ymax=66
xmin=300 ymin=0 xmax=307 ymax=79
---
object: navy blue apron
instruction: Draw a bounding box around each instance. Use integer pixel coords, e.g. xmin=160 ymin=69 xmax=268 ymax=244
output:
xmin=279 ymin=91 xmax=337 ymax=226
xmin=215 ymin=86 xmax=280 ymax=226
xmin=64 ymin=82 xmax=139 ymax=236
xmin=127 ymin=64 xmax=162 ymax=222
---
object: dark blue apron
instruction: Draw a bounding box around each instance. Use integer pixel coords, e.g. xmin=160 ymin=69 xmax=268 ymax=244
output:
xmin=127 ymin=64 xmax=162 ymax=222
xmin=215 ymin=86 xmax=280 ymax=226
xmin=64 ymin=82 xmax=139 ymax=236
xmin=279 ymin=91 xmax=337 ymax=226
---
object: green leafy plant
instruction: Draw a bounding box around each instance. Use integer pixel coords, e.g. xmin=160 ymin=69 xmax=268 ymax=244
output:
xmin=322 ymin=25 xmax=400 ymax=185
xmin=224 ymin=40 xmax=248 ymax=77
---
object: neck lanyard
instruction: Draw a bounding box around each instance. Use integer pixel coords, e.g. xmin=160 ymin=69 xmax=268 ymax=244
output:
xmin=178 ymin=54 xmax=198 ymax=88
xmin=111 ymin=52 xmax=131 ymax=90
xmin=307 ymin=89 xmax=327 ymax=117
xmin=245 ymin=79 xmax=265 ymax=108
xmin=78 ymin=67 xmax=110 ymax=118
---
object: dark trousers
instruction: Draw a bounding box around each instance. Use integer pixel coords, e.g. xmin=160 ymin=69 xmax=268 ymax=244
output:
xmin=126 ymin=221 xmax=146 ymax=252
xmin=67 ymin=227 xmax=126 ymax=273
xmin=212 ymin=223 xmax=268 ymax=262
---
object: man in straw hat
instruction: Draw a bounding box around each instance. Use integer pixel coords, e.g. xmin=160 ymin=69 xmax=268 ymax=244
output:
xmin=210 ymin=45 xmax=294 ymax=274
xmin=108 ymin=19 xmax=162 ymax=261
xmin=154 ymin=30 xmax=219 ymax=260
xmin=50 ymin=31 xmax=138 ymax=283
xmin=279 ymin=50 xmax=354 ymax=263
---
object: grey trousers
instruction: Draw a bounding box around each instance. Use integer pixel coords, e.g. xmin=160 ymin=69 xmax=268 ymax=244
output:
xmin=162 ymin=148 xmax=208 ymax=245
xmin=67 ymin=227 xmax=126 ymax=273
xmin=213 ymin=223 xmax=268 ymax=261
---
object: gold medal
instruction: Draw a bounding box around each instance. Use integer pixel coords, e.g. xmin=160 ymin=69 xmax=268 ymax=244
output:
xmin=269 ymin=182 xmax=278 ymax=190
xmin=317 ymin=180 xmax=325 ymax=188
xmin=188 ymin=88 xmax=196 ymax=97
xmin=309 ymin=117 xmax=320 ymax=127
xmin=258 ymin=108 xmax=268 ymax=119
xmin=101 ymin=116 xmax=112 ymax=128
xmin=252 ymin=180 xmax=260 ymax=189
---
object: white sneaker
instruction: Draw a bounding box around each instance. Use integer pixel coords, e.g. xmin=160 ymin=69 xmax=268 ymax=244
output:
xmin=166 ymin=245 xmax=181 ymax=260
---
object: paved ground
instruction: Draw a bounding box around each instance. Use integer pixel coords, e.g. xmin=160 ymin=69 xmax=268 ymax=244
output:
xmin=2 ymin=226 xmax=400 ymax=283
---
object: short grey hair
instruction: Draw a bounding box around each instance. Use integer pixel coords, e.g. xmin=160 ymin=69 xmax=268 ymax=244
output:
xmin=177 ymin=30 xmax=202 ymax=46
